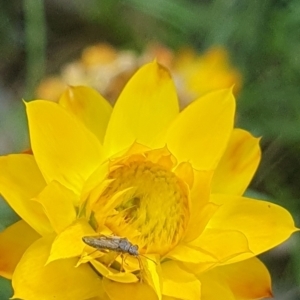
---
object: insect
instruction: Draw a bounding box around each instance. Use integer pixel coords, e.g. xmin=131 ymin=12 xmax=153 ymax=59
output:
xmin=82 ymin=235 xmax=155 ymax=276
xmin=82 ymin=235 xmax=139 ymax=258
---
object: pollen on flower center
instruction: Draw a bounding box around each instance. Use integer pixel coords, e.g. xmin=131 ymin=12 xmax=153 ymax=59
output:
xmin=99 ymin=159 xmax=190 ymax=255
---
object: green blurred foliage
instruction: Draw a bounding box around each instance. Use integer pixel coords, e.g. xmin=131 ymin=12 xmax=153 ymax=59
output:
xmin=0 ymin=277 xmax=13 ymax=299
xmin=0 ymin=0 xmax=300 ymax=298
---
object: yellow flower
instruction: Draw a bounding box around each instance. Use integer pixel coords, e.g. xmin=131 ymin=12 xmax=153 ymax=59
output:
xmin=174 ymin=47 xmax=242 ymax=105
xmin=0 ymin=62 xmax=297 ymax=300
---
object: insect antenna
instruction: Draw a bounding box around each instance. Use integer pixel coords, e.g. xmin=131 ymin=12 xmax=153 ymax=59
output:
xmin=140 ymin=254 xmax=157 ymax=265
xmin=84 ymin=248 xmax=100 ymax=257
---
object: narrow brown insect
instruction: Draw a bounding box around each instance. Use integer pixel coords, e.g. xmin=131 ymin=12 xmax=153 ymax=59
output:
xmin=82 ymin=235 xmax=139 ymax=258
xmin=82 ymin=235 xmax=156 ymax=275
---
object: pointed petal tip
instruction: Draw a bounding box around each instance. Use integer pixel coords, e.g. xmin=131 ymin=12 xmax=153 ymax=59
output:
xmin=268 ymin=289 xmax=274 ymax=298
xmin=44 ymin=255 xmax=53 ymax=266
xmin=293 ymin=226 xmax=300 ymax=233
xmin=141 ymin=60 xmax=172 ymax=79
xmin=105 ymin=59 xmax=178 ymax=153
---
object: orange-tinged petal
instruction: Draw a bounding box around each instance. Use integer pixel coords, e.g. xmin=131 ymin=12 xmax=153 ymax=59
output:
xmin=12 ymin=235 xmax=103 ymax=300
xmin=0 ymin=154 xmax=52 ymax=235
xmin=59 ymin=86 xmax=112 ymax=143
xmin=26 ymin=100 xmax=104 ymax=195
xmin=33 ymin=181 xmax=77 ymax=233
xmin=214 ymin=257 xmax=273 ymax=299
xmin=0 ymin=220 xmax=40 ymax=279
xmin=162 ymin=261 xmax=200 ymax=300
xmin=104 ymin=61 xmax=179 ymax=155
xmin=47 ymin=218 xmax=95 ymax=263
xmin=103 ymin=277 xmax=159 ymax=300
xmin=212 ymin=129 xmax=261 ymax=195
xmin=209 ymin=195 xmax=298 ymax=259
xmin=166 ymin=88 xmax=235 ymax=169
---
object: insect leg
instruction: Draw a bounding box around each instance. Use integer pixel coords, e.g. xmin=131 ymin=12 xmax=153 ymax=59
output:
xmin=120 ymin=253 xmax=125 ymax=272
xmin=136 ymin=256 xmax=144 ymax=283
xmin=107 ymin=252 xmax=120 ymax=268
xmin=84 ymin=248 xmax=102 ymax=258
xmin=140 ymin=254 xmax=157 ymax=265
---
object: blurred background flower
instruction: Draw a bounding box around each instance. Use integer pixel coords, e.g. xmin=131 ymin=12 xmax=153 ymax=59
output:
xmin=35 ymin=43 xmax=242 ymax=107
xmin=1 ymin=0 xmax=300 ymax=299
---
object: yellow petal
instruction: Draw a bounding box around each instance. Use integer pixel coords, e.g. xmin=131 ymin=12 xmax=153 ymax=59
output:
xmin=0 ymin=154 xmax=52 ymax=235
xmin=12 ymin=235 xmax=104 ymax=300
xmin=26 ymin=100 xmax=104 ymax=194
xmin=90 ymin=259 xmax=139 ymax=283
xmin=84 ymin=287 xmax=110 ymax=300
xmin=213 ymin=257 xmax=273 ymax=299
xmin=88 ymin=292 xmax=110 ymax=300
xmin=212 ymin=129 xmax=261 ymax=195
xmin=172 ymin=229 xmax=252 ymax=276
xmin=167 ymin=243 xmax=216 ymax=265
xmin=189 ymin=229 xmax=251 ymax=263
xmin=33 ymin=181 xmax=77 ymax=233
xmin=142 ymin=257 xmax=162 ymax=300
xmin=198 ymin=270 xmax=236 ymax=300
xmin=59 ymin=86 xmax=112 ymax=143
xmin=104 ymin=61 xmax=179 ymax=155
xmin=166 ymin=88 xmax=235 ymax=169
xmin=209 ymin=195 xmax=298 ymax=259
xmin=79 ymin=161 xmax=110 ymax=219
xmin=184 ymin=202 xmax=218 ymax=243
xmin=162 ymin=261 xmax=200 ymax=300
xmin=103 ymin=277 xmax=159 ymax=300
xmin=178 ymin=261 xmax=216 ymax=276
xmin=183 ymin=170 xmax=214 ymax=242
xmin=93 ymin=187 xmax=135 ymax=228
xmin=174 ymin=162 xmax=194 ymax=189
xmin=145 ymin=145 xmax=177 ymax=170
xmin=47 ymin=218 xmax=95 ymax=263
xmin=0 ymin=220 xmax=40 ymax=279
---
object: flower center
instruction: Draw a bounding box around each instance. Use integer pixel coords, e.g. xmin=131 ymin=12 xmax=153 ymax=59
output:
xmin=99 ymin=160 xmax=190 ymax=255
